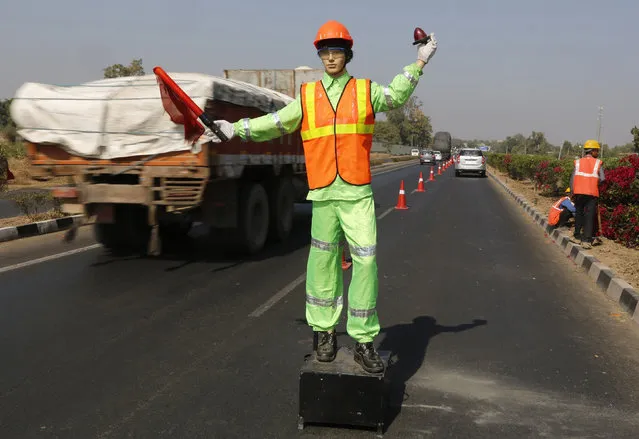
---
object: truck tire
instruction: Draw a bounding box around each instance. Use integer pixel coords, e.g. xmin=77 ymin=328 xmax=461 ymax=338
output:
xmin=238 ymin=182 xmax=270 ymax=254
xmin=268 ymin=177 xmax=295 ymax=242
xmin=159 ymin=219 xmax=193 ymax=251
xmin=94 ymin=223 xmax=122 ymax=251
xmin=94 ymin=205 xmax=150 ymax=254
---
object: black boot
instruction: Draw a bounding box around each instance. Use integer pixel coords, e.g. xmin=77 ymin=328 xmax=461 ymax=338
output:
xmin=354 ymin=342 xmax=384 ymax=373
xmin=316 ymin=331 xmax=337 ymax=362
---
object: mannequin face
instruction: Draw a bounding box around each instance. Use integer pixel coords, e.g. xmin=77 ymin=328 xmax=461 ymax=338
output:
xmin=318 ymin=48 xmax=347 ymax=77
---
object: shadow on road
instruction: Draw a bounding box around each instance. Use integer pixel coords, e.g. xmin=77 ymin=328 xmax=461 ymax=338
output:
xmin=89 ymin=212 xmax=313 ymax=271
xmin=378 ymin=316 xmax=488 ymax=428
xmin=84 ymin=198 xmax=391 ymax=271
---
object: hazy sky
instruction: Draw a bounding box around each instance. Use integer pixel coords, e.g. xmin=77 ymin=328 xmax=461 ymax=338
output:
xmin=2 ymin=0 xmax=637 ymax=146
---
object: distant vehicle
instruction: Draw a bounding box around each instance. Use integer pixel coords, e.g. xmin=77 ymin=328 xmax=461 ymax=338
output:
xmin=455 ymin=148 xmax=486 ymax=177
xmin=433 ymin=150 xmax=443 ymax=161
xmin=410 ymin=148 xmax=420 ymax=157
xmin=432 ymin=132 xmax=452 ymax=160
xmin=420 ymin=149 xmax=436 ymax=165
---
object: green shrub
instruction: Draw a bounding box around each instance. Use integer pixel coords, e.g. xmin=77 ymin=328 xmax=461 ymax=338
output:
xmin=489 ymin=152 xmax=639 ymax=248
xmin=6 ymin=191 xmax=60 ymax=221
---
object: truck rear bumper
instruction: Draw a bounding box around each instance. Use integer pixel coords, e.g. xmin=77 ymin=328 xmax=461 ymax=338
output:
xmin=82 ymin=184 xmax=149 ymax=204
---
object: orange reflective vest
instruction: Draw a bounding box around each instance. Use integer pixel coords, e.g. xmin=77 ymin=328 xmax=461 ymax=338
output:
xmin=548 ymin=196 xmax=571 ymax=226
xmin=300 ymin=78 xmax=375 ymax=190
xmin=573 ymin=156 xmax=602 ymax=197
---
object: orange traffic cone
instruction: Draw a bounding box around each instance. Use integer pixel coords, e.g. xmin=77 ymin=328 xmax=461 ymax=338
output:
xmin=341 ymin=250 xmax=352 ymax=270
xmin=438 ymin=164 xmax=442 ymax=175
xmin=416 ymin=172 xmax=426 ymax=192
xmin=395 ymin=180 xmax=409 ymax=210
xmin=429 ymin=166 xmax=436 ymax=181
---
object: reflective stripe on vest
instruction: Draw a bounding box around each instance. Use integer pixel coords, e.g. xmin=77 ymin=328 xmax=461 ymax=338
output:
xmin=573 ymin=157 xmax=602 ymax=196
xmin=300 ymin=78 xmax=375 ymax=189
xmin=548 ymin=196 xmax=569 ymax=226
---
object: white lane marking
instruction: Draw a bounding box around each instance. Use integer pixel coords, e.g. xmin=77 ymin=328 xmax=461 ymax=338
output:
xmin=249 ymin=202 xmax=401 ymax=317
xmin=249 ymin=273 xmax=307 ymax=318
xmin=411 ymin=189 xmax=417 ymax=194
xmin=402 ymin=403 xmax=454 ymax=412
xmin=371 ymin=161 xmax=417 ymax=177
xmin=377 ymin=206 xmax=395 ymax=221
xmin=0 ymin=244 xmax=102 ymax=274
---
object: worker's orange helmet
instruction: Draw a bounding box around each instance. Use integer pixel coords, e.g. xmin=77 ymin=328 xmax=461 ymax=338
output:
xmin=314 ymin=20 xmax=353 ymax=49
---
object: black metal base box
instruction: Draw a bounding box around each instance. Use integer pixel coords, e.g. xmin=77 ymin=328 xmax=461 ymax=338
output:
xmin=298 ymin=346 xmax=391 ymax=436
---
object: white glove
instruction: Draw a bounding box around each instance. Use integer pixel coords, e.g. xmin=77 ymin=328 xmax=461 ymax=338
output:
xmin=417 ymin=33 xmax=437 ymax=64
xmin=206 ymin=120 xmax=235 ymax=143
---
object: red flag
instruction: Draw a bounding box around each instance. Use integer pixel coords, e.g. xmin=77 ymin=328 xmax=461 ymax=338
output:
xmin=154 ymin=67 xmax=205 ymax=144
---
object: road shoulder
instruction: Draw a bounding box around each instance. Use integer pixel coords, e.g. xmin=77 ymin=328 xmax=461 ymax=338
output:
xmin=488 ymin=169 xmax=639 ymax=329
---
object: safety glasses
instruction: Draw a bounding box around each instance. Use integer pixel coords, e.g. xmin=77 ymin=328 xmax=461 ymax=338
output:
xmin=317 ymin=47 xmax=346 ymax=59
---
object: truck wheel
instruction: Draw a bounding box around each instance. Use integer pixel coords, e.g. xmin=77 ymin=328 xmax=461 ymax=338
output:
xmin=268 ymin=177 xmax=295 ymax=242
xmin=159 ymin=218 xmax=193 ymax=250
xmin=94 ymin=205 xmax=150 ymax=254
xmin=238 ymin=182 xmax=270 ymax=254
xmin=94 ymin=223 xmax=122 ymax=251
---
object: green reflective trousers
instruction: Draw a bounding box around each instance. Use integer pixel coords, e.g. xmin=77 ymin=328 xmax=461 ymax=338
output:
xmin=305 ymin=196 xmax=379 ymax=343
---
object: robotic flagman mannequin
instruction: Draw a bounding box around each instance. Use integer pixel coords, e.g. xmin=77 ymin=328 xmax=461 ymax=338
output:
xmin=208 ymin=20 xmax=438 ymax=373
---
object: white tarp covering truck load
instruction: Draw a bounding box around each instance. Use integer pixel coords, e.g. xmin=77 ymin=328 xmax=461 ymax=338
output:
xmin=10 ymin=67 xmax=324 ymax=255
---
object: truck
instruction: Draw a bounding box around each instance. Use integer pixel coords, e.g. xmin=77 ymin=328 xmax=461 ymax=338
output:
xmin=432 ymin=131 xmax=452 ymax=160
xmin=10 ymin=67 xmax=324 ymax=256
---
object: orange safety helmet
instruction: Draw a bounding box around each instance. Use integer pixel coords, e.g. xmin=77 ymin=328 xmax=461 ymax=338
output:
xmin=314 ymin=20 xmax=353 ymax=49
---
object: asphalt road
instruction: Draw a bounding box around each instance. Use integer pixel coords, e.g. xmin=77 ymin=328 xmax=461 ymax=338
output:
xmin=2 ymin=164 xmax=639 ymax=438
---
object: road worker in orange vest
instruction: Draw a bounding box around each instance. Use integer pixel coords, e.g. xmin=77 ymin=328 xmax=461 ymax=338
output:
xmin=207 ymin=20 xmax=438 ymax=373
xmin=547 ymin=187 xmax=575 ymax=229
xmin=570 ymin=139 xmax=605 ymax=249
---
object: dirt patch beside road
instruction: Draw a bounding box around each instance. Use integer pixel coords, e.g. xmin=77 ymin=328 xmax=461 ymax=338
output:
xmin=0 ymin=210 xmax=67 ymax=228
xmin=5 ymin=157 xmax=68 ymax=189
xmin=489 ymin=165 xmax=639 ymax=290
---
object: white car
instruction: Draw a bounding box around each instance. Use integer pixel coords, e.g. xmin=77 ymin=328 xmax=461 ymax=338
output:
xmin=410 ymin=148 xmax=420 ymax=157
xmin=455 ymin=148 xmax=486 ymax=177
xmin=433 ymin=151 xmax=443 ymax=161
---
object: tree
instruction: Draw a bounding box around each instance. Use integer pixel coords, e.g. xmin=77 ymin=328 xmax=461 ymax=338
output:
xmin=373 ymin=121 xmax=401 ymax=152
xmin=525 ymin=131 xmax=549 ymax=155
xmin=612 ymin=143 xmax=636 ymax=156
xmin=0 ymin=99 xmax=17 ymax=143
xmin=0 ymin=99 xmax=14 ymax=128
xmin=631 ymin=126 xmax=639 ymax=153
xmin=103 ymin=58 xmax=145 ymax=78
xmin=503 ymin=134 xmax=526 ymax=154
xmin=559 ymin=140 xmax=573 ymax=159
xmin=385 ymin=96 xmax=432 ymax=146
xmin=451 ymin=138 xmax=465 ymax=149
